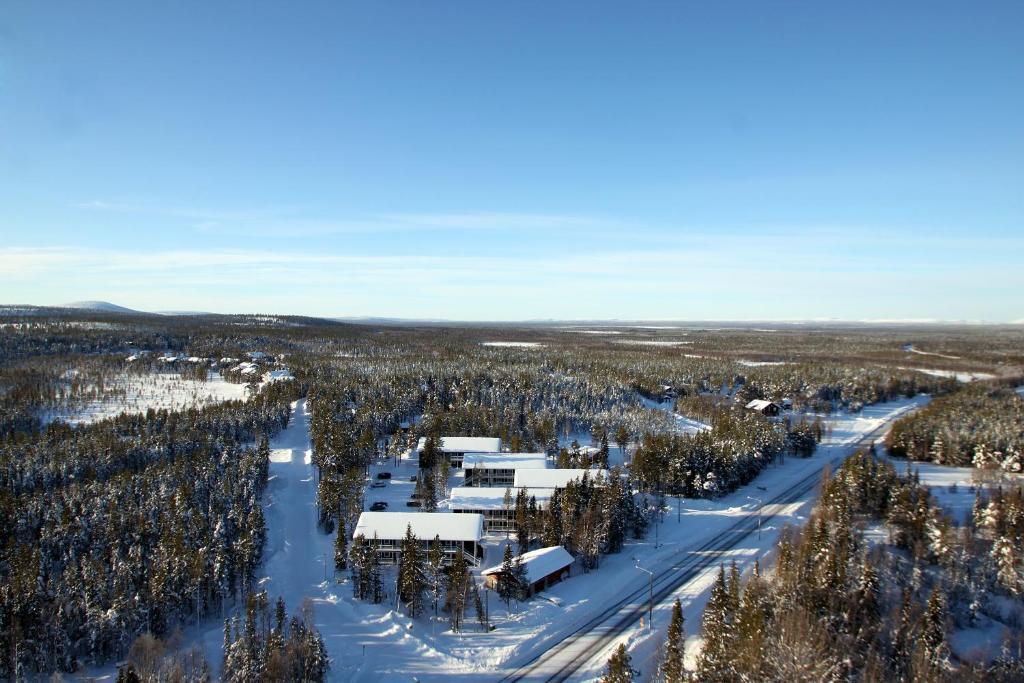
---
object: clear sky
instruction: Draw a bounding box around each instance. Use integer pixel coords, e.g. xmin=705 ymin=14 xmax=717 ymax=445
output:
xmin=1 ymin=1 xmax=1022 ymax=321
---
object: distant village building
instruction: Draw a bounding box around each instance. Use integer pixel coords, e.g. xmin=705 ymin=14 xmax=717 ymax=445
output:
xmin=463 ymin=452 xmax=548 ymax=487
xmin=481 ymin=545 xmax=575 ymax=596
xmin=415 ymin=436 xmax=502 ymax=468
xmin=745 ymin=399 xmax=781 ymax=416
xmin=352 ymin=511 xmax=485 ymax=566
xmin=449 ymin=487 xmax=552 ymax=531
xmin=513 ymin=468 xmax=609 ymax=490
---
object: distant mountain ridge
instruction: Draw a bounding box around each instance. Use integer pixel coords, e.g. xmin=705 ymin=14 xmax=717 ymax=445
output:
xmin=63 ymin=300 xmax=141 ymax=314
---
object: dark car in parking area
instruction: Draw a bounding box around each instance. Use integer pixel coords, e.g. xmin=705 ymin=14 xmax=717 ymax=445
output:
xmin=376 ymin=472 xmax=392 ymax=480
xmin=369 ymin=501 xmax=388 ymax=511
xmin=406 ymin=500 xmax=422 ymax=508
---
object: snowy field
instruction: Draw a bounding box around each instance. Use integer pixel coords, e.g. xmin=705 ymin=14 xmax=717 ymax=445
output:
xmin=43 ymin=371 xmax=251 ymax=425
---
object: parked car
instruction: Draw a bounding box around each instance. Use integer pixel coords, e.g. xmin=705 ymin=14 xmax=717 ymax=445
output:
xmin=376 ymin=472 xmax=392 ymax=480
xmin=409 ymin=475 xmax=418 ymax=482
xmin=406 ymin=501 xmax=422 ymax=508
xmin=370 ymin=481 xmax=386 ymax=489
xmin=369 ymin=501 xmax=388 ymax=511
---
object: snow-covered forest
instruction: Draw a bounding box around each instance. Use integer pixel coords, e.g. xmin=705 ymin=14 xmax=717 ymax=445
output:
xmin=1 ymin=307 xmax=1021 ymax=679
xmin=887 ymin=384 xmax=1024 ymax=470
xmin=648 ymin=451 xmax=1024 ymax=682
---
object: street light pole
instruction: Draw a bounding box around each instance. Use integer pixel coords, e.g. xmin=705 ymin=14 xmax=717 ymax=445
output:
xmin=634 ymin=563 xmax=653 ymax=629
xmin=747 ymin=496 xmax=763 ymax=540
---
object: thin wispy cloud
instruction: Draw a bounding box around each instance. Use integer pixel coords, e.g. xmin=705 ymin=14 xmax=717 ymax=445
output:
xmin=77 ymin=200 xmax=604 ymax=236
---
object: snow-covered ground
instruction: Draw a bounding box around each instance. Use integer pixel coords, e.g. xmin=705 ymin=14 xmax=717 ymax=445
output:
xmin=42 ymin=371 xmax=251 ymax=425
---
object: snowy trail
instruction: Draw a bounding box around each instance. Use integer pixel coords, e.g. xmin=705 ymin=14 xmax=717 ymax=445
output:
xmin=260 ymin=400 xmax=474 ymax=682
xmin=260 ymin=398 xmax=332 ymax=600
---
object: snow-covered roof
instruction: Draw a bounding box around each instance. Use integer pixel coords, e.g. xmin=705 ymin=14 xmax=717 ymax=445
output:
xmin=462 ymin=452 xmax=548 ymax=470
xmin=481 ymin=545 xmax=574 ymax=580
xmin=745 ymin=399 xmax=778 ymax=411
xmin=266 ymin=369 xmax=294 ymax=381
xmin=415 ymin=436 xmax=502 ymax=454
xmin=353 ymin=512 xmax=484 ymax=542
xmin=513 ymin=468 xmax=608 ymax=489
xmin=449 ymin=487 xmax=552 ymax=510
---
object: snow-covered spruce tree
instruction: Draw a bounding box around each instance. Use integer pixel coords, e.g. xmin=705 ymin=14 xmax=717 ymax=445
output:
xmin=920 ymin=588 xmax=950 ymax=669
xmin=695 ymin=565 xmax=735 ymax=681
xmin=428 ymin=535 xmax=445 ymax=619
xmin=658 ymin=598 xmax=685 ymax=683
xmin=601 ymin=643 xmax=635 ymax=683
xmin=334 ymin=523 xmax=348 ymax=575
xmin=992 ymin=534 xmax=1020 ymax=595
xmin=734 ymin=562 xmax=771 ymax=678
xmin=397 ymin=524 xmax=426 ymax=617
xmin=496 ymin=545 xmax=518 ymax=608
xmin=445 ymin=548 xmax=470 ymax=632
xmin=349 ymin=534 xmax=370 ymax=600
xmin=221 ymin=594 xmax=329 ymax=682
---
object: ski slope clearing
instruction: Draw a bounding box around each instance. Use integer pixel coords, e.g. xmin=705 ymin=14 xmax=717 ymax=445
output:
xmin=42 ymin=371 xmax=251 ymax=425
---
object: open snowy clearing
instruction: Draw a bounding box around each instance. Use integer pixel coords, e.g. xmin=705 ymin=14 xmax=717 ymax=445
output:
xmin=897 ymin=366 xmax=995 ymax=382
xmin=481 ymin=342 xmax=545 ymax=348
xmin=613 ymin=340 xmax=692 ymax=347
xmin=42 ymin=371 xmax=251 ymax=425
xmin=906 ymin=345 xmax=962 ymax=360
xmin=640 ymin=396 xmax=711 ymax=435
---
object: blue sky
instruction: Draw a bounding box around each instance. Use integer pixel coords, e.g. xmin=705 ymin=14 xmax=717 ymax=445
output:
xmin=1 ymin=1 xmax=1022 ymax=321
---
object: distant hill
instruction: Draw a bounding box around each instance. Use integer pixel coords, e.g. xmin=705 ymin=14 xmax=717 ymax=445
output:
xmin=63 ymin=300 xmax=142 ymax=314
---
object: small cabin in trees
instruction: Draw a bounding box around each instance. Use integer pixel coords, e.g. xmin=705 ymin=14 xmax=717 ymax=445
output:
xmin=745 ymin=399 xmax=781 ymax=416
xmin=463 ymin=452 xmax=548 ymax=487
xmin=449 ymin=486 xmax=552 ymax=531
xmin=352 ymin=511 xmax=485 ymax=566
xmin=415 ymin=436 xmax=502 ymax=468
xmin=481 ymin=545 xmax=575 ymax=596
xmin=513 ymin=468 xmax=609 ymax=490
